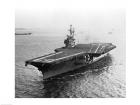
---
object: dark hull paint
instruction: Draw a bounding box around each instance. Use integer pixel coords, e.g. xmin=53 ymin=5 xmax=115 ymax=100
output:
xmin=40 ymin=53 xmax=108 ymax=79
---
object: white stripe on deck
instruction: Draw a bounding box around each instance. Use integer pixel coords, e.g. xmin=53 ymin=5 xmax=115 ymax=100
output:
xmin=48 ymin=52 xmax=85 ymax=63
xmin=45 ymin=51 xmax=63 ymax=58
xmin=95 ymin=44 xmax=100 ymax=53
xmin=88 ymin=44 xmax=94 ymax=53
xmin=99 ymin=46 xmax=105 ymax=52
xmin=89 ymin=43 xmax=100 ymax=53
xmin=33 ymin=51 xmax=63 ymax=61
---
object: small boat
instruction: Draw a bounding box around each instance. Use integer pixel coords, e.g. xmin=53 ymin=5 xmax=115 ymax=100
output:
xmin=25 ymin=25 xmax=116 ymax=80
xmin=15 ymin=32 xmax=32 ymax=35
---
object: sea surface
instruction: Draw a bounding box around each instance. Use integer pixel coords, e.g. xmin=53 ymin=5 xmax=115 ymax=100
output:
xmin=15 ymin=34 xmax=125 ymax=98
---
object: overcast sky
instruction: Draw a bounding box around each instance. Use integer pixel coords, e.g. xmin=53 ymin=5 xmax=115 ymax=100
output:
xmin=15 ymin=0 xmax=125 ymax=38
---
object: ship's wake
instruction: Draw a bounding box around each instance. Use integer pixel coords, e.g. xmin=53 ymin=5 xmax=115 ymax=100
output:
xmin=40 ymin=54 xmax=125 ymax=98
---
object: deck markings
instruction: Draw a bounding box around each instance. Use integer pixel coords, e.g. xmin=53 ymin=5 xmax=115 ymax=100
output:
xmin=99 ymin=45 xmax=105 ymax=52
xmin=45 ymin=51 xmax=63 ymax=58
xmin=48 ymin=52 xmax=85 ymax=63
xmin=88 ymin=44 xmax=94 ymax=53
xmin=89 ymin=43 xmax=100 ymax=53
xmin=33 ymin=51 xmax=63 ymax=61
xmin=95 ymin=43 xmax=100 ymax=53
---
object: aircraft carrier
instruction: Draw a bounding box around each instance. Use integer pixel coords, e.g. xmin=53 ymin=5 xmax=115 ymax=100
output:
xmin=25 ymin=25 xmax=116 ymax=80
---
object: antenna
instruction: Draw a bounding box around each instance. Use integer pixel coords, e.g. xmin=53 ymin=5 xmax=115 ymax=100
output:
xmin=69 ymin=24 xmax=73 ymax=36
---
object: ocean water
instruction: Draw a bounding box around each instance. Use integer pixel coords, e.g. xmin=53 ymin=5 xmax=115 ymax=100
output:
xmin=15 ymin=34 xmax=125 ymax=98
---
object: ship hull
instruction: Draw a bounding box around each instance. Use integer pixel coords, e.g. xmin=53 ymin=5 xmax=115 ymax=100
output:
xmin=40 ymin=53 xmax=108 ymax=80
xmin=25 ymin=43 xmax=116 ymax=80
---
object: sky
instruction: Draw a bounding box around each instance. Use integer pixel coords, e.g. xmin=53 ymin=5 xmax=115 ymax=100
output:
xmin=15 ymin=0 xmax=125 ymax=38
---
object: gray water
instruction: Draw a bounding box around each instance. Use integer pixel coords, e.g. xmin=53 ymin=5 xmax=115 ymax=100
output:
xmin=15 ymin=34 xmax=125 ymax=98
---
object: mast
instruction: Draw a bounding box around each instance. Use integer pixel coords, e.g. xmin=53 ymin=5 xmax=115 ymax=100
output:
xmin=69 ymin=25 xmax=75 ymax=36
